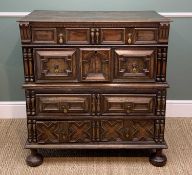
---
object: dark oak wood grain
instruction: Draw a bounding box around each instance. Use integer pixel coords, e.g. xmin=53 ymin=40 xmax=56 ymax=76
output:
xmin=18 ymin=10 xmax=170 ymax=167
xmin=18 ymin=11 xmax=171 ymax=23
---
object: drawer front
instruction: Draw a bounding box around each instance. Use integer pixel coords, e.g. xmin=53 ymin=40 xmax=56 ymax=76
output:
xmin=34 ymin=48 xmax=77 ymax=82
xmin=36 ymin=94 xmax=92 ymax=116
xmin=36 ymin=120 xmax=93 ymax=143
xmin=65 ymin=28 xmax=90 ymax=44
xmin=130 ymin=28 xmax=158 ymax=44
xmin=80 ymin=48 xmax=111 ymax=82
xmin=32 ymin=28 xmax=57 ymax=44
xmin=114 ymin=48 xmax=156 ymax=82
xmin=35 ymin=119 xmax=154 ymax=144
xmin=100 ymin=28 xmax=125 ymax=44
xmin=100 ymin=119 xmax=154 ymax=142
xmin=31 ymin=27 xmax=158 ymax=45
xmin=100 ymin=94 xmax=156 ymax=116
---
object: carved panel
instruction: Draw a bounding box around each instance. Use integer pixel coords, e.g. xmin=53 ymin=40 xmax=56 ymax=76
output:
xmin=36 ymin=120 xmax=92 ymax=143
xmin=133 ymin=28 xmax=158 ymax=44
xmin=34 ymin=119 xmax=156 ymax=143
xmin=100 ymin=120 xmax=154 ymax=142
xmin=100 ymin=94 xmax=156 ymax=115
xmin=68 ymin=121 xmax=92 ymax=142
xmin=36 ymin=94 xmax=92 ymax=116
xmin=32 ymin=28 xmax=57 ymax=44
xmin=34 ymin=48 xmax=77 ymax=82
xmin=65 ymin=28 xmax=90 ymax=44
xmin=80 ymin=48 xmax=111 ymax=81
xmin=100 ymin=28 xmax=125 ymax=44
xmin=158 ymin=23 xmax=170 ymax=43
xmin=114 ymin=49 xmax=155 ymax=82
xmin=19 ymin=22 xmax=31 ymax=43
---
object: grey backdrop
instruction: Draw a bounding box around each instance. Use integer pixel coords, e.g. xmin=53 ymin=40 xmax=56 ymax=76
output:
xmin=0 ymin=0 xmax=192 ymax=100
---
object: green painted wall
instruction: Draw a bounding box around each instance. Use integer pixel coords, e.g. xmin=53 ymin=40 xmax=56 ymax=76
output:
xmin=0 ymin=0 xmax=192 ymax=100
xmin=0 ymin=19 xmax=24 ymax=101
xmin=0 ymin=0 xmax=191 ymax=12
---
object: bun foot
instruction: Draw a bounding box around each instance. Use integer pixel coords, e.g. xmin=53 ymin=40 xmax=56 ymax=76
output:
xmin=149 ymin=149 xmax=167 ymax=167
xmin=26 ymin=149 xmax=43 ymax=167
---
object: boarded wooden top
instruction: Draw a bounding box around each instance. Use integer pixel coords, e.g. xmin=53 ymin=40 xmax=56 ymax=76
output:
xmin=18 ymin=10 xmax=170 ymax=23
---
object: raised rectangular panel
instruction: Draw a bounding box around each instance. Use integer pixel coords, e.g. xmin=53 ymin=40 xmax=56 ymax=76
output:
xmin=100 ymin=94 xmax=156 ymax=116
xmin=36 ymin=120 xmax=93 ymax=143
xmin=80 ymin=48 xmax=111 ymax=82
xmin=114 ymin=48 xmax=156 ymax=82
xmin=34 ymin=48 xmax=77 ymax=82
xmin=133 ymin=28 xmax=158 ymax=44
xmin=65 ymin=28 xmax=90 ymax=44
xmin=100 ymin=119 xmax=154 ymax=142
xmin=100 ymin=28 xmax=125 ymax=44
xmin=36 ymin=94 xmax=92 ymax=116
xmin=32 ymin=28 xmax=57 ymax=44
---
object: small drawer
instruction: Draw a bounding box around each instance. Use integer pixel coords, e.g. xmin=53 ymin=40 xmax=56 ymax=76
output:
xmin=34 ymin=48 xmax=77 ymax=82
xmin=114 ymin=48 xmax=156 ymax=82
xmin=65 ymin=28 xmax=90 ymax=44
xmin=32 ymin=28 xmax=57 ymax=44
xmin=100 ymin=28 xmax=125 ymax=44
xmin=100 ymin=94 xmax=156 ymax=116
xmin=36 ymin=120 xmax=93 ymax=143
xmin=36 ymin=94 xmax=92 ymax=116
xmin=35 ymin=119 xmax=154 ymax=144
xmin=131 ymin=28 xmax=158 ymax=44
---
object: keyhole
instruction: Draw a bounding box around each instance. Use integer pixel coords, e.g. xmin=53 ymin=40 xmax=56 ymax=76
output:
xmin=94 ymin=50 xmax=98 ymax=54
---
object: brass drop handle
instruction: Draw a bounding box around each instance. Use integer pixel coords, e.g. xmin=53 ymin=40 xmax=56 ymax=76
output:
xmin=54 ymin=64 xmax=59 ymax=73
xmin=95 ymin=28 xmax=99 ymax=44
xmin=133 ymin=67 xmax=137 ymax=73
xmin=132 ymin=63 xmax=138 ymax=73
xmin=128 ymin=33 xmax=132 ymax=44
xmin=127 ymin=106 xmax=131 ymax=113
xmin=91 ymin=28 xmax=95 ymax=44
xmin=63 ymin=108 xmax=67 ymax=113
xmin=62 ymin=106 xmax=68 ymax=113
xmin=58 ymin=33 xmax=64 ymax=44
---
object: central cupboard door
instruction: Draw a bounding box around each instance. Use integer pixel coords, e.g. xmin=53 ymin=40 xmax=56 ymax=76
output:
xmin=80 ymin=48 xmax=111 ymax=81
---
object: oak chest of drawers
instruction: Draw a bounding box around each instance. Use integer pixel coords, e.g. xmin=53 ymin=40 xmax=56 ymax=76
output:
xmin=18 ymin=10 xmax=171 ymax=167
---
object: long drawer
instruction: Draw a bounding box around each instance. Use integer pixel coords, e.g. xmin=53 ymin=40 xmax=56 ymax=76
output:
xmin=35 ymin=119 xmax=155 ymax=144
xmin=30 ymin=27 xmax=160 ymax=45
xmin=34 ymin=93 xmax=157 ymax=117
